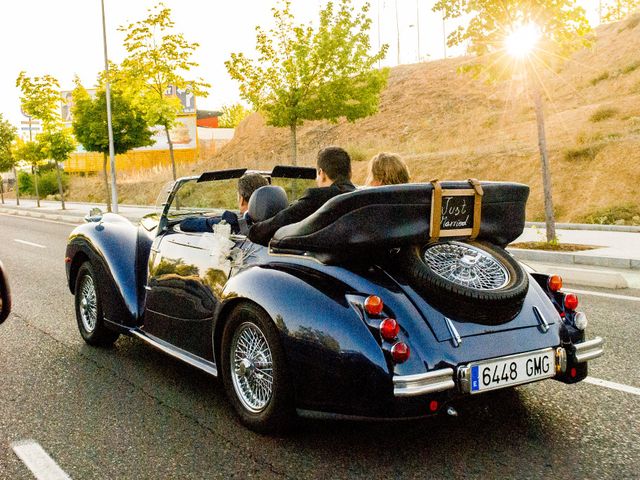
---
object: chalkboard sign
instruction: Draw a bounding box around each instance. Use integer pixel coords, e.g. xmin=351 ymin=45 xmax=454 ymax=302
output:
xmin=430 ymin=188 xmax=477 ymax=238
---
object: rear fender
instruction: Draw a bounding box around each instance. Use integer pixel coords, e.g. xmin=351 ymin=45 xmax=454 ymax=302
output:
xmin=217 ymin=265 xmax=393 ymax=416
xmin=66 ymin=214 xmax=151 ymax=326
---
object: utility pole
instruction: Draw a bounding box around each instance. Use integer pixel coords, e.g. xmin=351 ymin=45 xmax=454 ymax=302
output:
xmin=377 ymin=0 xmax=382 ymax=69
xmin=442 ymin=12 xmax=447 ymax=59
xmin=100 ymin=0 xmax=119 ymax=214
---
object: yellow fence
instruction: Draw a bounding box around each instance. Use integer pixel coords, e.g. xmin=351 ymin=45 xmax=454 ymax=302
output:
xmin=65 ymin=148 xmax=199 ymax=173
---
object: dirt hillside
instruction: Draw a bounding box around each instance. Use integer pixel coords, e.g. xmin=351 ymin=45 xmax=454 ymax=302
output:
xmin=71 ymin=16 xmax=640 ymax=223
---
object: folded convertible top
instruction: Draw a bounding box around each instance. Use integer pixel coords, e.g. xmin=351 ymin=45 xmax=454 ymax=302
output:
xmin=270 ymin=181 xmax=529 ymax=258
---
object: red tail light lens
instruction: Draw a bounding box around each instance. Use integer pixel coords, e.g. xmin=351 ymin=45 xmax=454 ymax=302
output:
xmin=564 ymin=293 xmax=578 ymax=311
xmin=548 ymin=275 xmax=563 ymax=292
xmin=379 ymin=318 xmax=400 ymax=341
xmin=364 ymin=295 xmax=384 ymax=315
xmin=429 ymin=400 xmax=439 ymax=412
xmin=391 ymin=342 xmax=410 ymax=363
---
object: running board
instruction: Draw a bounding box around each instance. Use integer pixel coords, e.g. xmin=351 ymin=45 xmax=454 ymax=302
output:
xmin=129 ymin=329 xmax=218 ymax=377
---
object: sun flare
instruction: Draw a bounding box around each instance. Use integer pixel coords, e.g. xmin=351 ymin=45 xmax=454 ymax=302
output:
xmin=504 ymin=23 xmax=541 ymax=58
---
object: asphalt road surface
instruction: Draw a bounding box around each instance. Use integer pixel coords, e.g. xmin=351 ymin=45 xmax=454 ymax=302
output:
xmin=0 ymin=214 xmax=638 ymax=479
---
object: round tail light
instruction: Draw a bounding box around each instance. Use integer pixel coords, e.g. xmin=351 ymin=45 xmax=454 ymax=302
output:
xmin=429 ymin=400 xmax=439 ymax=412
xmin=364 ymin=295 xmax=384 ymax=315
xmin=564 ymin=293 xmax=578 ymax=311
xmin=548 ymin=275 xmax=563 ymax=292
xmin=391 ymin=342 xmax=410 ymax=363
xmin=379 ymin=318 xmax=400 ymax=341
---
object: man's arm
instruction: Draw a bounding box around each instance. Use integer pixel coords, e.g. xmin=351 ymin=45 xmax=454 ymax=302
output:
xmin=248 ymin=190 xmax=322 ymax=246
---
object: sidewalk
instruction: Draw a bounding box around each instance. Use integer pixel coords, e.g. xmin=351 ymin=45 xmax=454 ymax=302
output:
xmin=1 ymin=198 xmax=638 ymax=289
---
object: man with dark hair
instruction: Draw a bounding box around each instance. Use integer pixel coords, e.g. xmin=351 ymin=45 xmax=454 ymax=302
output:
xmin=237 ymin=173 xmax=269 ymax=215
xmin=249 ymin=146 xmax=355 ymax=246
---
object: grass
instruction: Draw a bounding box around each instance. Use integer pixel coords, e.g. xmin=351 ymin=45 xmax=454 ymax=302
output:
xmin=590 ymin=71 xmax=610 ymax=86
xmin=581 ymin=204 xmax=640 ymax=226
xmin=589 ymin=107 xmax=618 ymax=122
xmin=563 ymin=145 xmax=602 ymax=162
xmin=510 ymin=242 xmax=598 ymax=252
xmin=621 ymin=60 xmax=640 ymax=74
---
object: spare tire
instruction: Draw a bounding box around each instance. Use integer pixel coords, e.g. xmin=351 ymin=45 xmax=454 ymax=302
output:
xmin=399 ymin=241 xmax=529 ymax=324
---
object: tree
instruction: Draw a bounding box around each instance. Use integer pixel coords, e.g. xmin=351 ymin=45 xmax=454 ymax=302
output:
xmin=219 ymin=104 xmax=252 ymax=128
xmin=118 ymin=3 xmax=210 ymax=181
xmin=13 ymin=139 xmax=47 ymax=207
xmin=72 ymin=84 xmax=154 ymax=212
xmin=16 ymin=72 xmax=72 ymax=208
xmin=40 ymin=129 xmax=76 ymax=210
xmin=434 ymin=0 xmax=591 ymax=242
xmin=0 ymin=114 xmax=17 ymax=205
xmin=603 ymin=0 xmax=640 ymax=21
xmin=226 ymin=0 xmax=388 ymax=165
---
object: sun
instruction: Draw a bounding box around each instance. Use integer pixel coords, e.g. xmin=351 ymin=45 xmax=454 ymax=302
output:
xmin=504 ymin=22 xmax=541 ymax=58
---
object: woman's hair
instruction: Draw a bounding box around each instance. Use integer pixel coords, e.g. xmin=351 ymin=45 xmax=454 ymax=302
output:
xmin=367 ymin=152 xmax=410 ymax=185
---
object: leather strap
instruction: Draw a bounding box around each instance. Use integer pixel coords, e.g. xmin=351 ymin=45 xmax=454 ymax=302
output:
xmin=430 ymin=179 xmax=442 ymax=242
xmin=468 ymin=178 xmax=484 ymax=240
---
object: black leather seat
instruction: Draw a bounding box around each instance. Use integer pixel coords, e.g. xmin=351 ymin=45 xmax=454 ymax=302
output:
xmin=248 ymin=186 xmax=289 ymax=222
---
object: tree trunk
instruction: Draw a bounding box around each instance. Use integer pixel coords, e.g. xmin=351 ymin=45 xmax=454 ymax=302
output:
xmin=165 ymin=126 xmax=177 ymax=181
xmin=13 ymin=166 xmax=20 ymax=206
xmin=532 ymin=87 xmax=556 ymax=243
xmin=289 ymin=124 xmax=298 ymax=166
xmin=54 ymin=161 xmax=66 ymax=210
xmin=103 ymin=152 xmax=112 ymax=213
xmin=33 ymin=164 xmax=40 ymax=208
xmin=0 ymin=175 xmax=4 ymax=204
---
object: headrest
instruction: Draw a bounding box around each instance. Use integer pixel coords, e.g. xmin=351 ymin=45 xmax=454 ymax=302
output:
xmin=248 ymin=186 xmax=289 ymax=222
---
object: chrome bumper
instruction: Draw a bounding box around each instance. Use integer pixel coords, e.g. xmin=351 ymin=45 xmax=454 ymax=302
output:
xmin=573 ymin=336 xmax=605 ymax=363
xmin=393 ymin=368 xmax=455 ymax=397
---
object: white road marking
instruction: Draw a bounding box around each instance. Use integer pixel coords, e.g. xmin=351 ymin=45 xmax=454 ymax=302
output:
xmin=14 ymin=239 xmax=46 ymax=249
xmin=568 ymin=288 xmax=640 ymax=303
xmin=585 ymin=377 xmax=640 ymax=396
xmin=11 ymin=440 xmax=71 ymax=480
xmin=0 ymin=212 xmax=79 ymax=226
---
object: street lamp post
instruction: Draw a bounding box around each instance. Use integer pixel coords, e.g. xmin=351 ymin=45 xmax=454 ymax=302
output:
xmin=100 ymin=0 xmax=118 ymax=214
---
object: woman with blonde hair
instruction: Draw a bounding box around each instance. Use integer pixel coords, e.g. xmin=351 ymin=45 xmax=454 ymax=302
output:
xmin=365 ymin=152 xmax=410 ymax=186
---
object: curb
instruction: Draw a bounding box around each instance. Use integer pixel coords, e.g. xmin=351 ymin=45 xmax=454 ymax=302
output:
xmin=524 ymin=262 xmax=629 ymax=289
xmin=0 ymin=207 xmax=85 ymax=224
xmin=525 ymin=221 xmax=640 ymax=233
xmin=509 ymin=248 xmax=640 ymax=271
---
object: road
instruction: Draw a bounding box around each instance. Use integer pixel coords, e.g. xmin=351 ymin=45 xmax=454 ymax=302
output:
xmin=0 ymin=213 xmax=638 ymax=479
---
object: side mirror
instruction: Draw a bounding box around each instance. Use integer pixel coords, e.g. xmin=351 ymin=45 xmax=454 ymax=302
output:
xmin=0 ymin=260 xmax=11 ymax=324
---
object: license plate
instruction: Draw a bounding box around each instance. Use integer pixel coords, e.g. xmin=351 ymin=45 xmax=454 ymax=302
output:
xmin=469 ymin=348 xmax=556 ymax=393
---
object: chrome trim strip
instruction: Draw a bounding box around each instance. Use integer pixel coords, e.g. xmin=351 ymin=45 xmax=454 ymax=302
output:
xmin=573 ymin=336 xmax=604 ymax=363
xmin=393 ymin=368 xmax=455 ymax=397
xmin=445 ymin=317 xmax=462 ymax=347
xmin=532 ymin=306 xmax=549 ymax=332
xmin=131 ymin=330 xmax=218 ymax=377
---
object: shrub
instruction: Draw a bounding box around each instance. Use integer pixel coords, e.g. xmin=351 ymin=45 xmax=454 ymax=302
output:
xmin=345 ymin=145 xmax=369 ymax=162
xmin=589 ymin=107 xmax=618 ymax=122
xmin=590 ymin=71 xmax=609 ymax=86
xmin=18 ymin=169 xmax=69 ymax=197
xmin=581 ymin=204 xmax=640 ymax=226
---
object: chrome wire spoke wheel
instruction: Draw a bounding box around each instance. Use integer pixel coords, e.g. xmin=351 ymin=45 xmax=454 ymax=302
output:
xmin=230 ymin=322 xmax=274 ymax=413
xmin=78 ymin=275 xmax=98 ymax=332
xmin=423 ymin=242 xmax=510 ymax=290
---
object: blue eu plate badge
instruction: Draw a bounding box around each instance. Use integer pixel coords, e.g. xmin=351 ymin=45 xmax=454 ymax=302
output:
xmin=471 ymin=365 xmax=480 ymax=392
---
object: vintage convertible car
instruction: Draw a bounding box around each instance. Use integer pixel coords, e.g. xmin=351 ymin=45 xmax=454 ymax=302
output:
xmin=65 ymin=166 xmax=604 ymax=432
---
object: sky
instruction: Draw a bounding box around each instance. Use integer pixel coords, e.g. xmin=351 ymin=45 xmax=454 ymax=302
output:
xmin=0 ymin=0 xmax=600 ymax=127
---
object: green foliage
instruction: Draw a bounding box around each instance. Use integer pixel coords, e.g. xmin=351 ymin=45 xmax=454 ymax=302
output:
xmin=345 ymin=145 xmax=369 ymax=162
xmin=589 ymin=107 xmax=618 ymax=122
xmin=16 ymin=72 xmax=62 ymax=129
xmin=590 ymin=71 xmax=610 ymax=85
xmin=0 ymin=114 xmax=17 ymax=172
xmin=219 ymin=104 xmax=252 ymax=128
xmin=581 ymin=204 xmax=640 ymax=225
xmin=39 ymin=129 xmax=76 ymax=163
xmin=603 ymin=0 xmax=640 ymax=22
xmin=13 ymin=139 xmax=47 ymax=166
xmin=433 ymin=0 xmax=592 ymax=80
xmin=117 ymin=2 xmax=210 ymax=179
xmin=18 ymin=169 xmax=69 ymax=197
xmin=226 ymin=0 xmax=388 ymax=159
xmin=72 ymin=83 xmax=154 ymax=155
